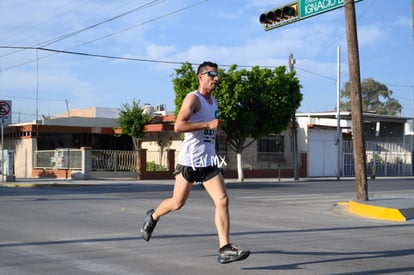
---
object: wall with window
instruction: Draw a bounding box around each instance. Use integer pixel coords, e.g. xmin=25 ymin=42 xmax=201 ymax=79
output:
xmin=221 ymin=130 xmax=296 ymax=171
xmin=257 ymin=134 xmax=285 ymax=162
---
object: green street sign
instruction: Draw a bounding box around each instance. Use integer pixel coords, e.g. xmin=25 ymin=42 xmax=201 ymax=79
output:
xmin=299 ymin=0 xmax=362 ymax=19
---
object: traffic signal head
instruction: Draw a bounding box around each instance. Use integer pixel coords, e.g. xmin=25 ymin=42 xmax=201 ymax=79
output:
xmin=259 ymin=1 xmax=299 ymax=31
xmin=283 ymin=5 xmax=296 ymax=17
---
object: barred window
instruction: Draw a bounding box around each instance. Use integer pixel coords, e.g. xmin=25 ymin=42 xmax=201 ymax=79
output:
xmin=257 ymin=135 xmax=285 ymax=162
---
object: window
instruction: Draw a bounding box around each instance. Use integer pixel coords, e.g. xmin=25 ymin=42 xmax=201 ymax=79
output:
xmin=257 ymin=135 xmax=285 ymax=161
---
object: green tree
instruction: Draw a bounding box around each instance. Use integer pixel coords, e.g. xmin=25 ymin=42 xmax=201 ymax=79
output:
xmin=340 ymin=78 xmax=402 ymax=115
xmin=172 ymin=62 xmax=199 ymax=119
xmin=118 ymin=100 xmax=152 ymax=150
xmin=172 ymin=62 xmax=302 ymax=181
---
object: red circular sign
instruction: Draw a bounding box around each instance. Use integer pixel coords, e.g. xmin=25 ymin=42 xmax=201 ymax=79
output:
xmin=0 ymin=101 xmax=11 ymax=117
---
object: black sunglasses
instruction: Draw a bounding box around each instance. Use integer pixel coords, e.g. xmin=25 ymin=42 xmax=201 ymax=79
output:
xmin=201 ymin=71 xmax=220 ymax=77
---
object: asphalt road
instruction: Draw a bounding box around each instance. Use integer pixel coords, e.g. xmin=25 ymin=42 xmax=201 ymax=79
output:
xmin=1 ymin=177 xmax=414 ymax=274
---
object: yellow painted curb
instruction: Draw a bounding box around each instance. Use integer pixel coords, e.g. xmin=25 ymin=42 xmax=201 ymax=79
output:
xmin=347 ymin=200 xmax=406 ymax=222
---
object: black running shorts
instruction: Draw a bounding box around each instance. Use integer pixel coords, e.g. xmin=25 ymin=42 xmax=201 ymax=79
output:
xmin=173 ymin=164 xmax=222 ymax=183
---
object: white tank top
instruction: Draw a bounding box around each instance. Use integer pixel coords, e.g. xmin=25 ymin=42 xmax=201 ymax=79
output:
xmin=177 ymin=90 xmax=219 ymax=168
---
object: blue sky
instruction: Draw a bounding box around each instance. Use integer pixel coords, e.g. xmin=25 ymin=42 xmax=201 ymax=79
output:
xmin=1 ymin=0 xmax=413 ymax=124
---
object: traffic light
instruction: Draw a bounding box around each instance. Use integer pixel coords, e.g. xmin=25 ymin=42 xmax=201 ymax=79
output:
xmin=259 ymin=1 xmax=299 ymax=31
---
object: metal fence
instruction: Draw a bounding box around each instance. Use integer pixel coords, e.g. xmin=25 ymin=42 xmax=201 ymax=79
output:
xmin=91 ymin=150 xmax=137 ymax=171
xmin=34 ymin=149 xmax=82 ymax=169
xmin=34 ymin=144 xmax=412 ymax=177
xmin=343 ymin=140 xmax=412 ymax=177
xmin=33 ymin=149 xmax=169 ymax=172
xmin=91 ymin=150 xmax=170 ymax=171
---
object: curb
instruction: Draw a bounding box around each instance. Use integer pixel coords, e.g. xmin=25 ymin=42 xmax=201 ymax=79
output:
xmin=0 ymin=183 xmax=100 ymax=188
xmin=338 ymin=200 xmax=414 ymax=222
xmin=0 ymin=183 xmax=40 ymax=188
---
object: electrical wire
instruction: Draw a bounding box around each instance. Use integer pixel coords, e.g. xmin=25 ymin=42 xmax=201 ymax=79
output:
xmin=311 ymin=0 xmax=376 ymax=60
xmin=0 ymin=1 xmax=411 ymax=102
xmin=291 ymin=0 xmax=377 ymax=90
xmin=1 ymin=44 xmax=412 ymax=93
xmin=0 ymin=0 xmax=167 ymax=59
xmin=0 ymin=94 xmax=64 ymax=102
xmin=1 ymin=0 xmax=207 ymax=71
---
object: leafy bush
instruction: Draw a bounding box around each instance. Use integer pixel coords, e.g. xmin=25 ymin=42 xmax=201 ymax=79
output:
xmin=146 ymin=161 xmax=167 ymax=171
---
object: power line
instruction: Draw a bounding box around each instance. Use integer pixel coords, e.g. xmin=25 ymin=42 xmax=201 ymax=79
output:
xmin=0 ymin=0 xmax=167 ymax=59
xmin=0 ymin=0 xmax=208 ymax=71
xmin=394 ymin=95 xmax=414 ymax=102
xmin=0 ymin=93 xmax=64 ymax=102
xmin=295 ymin=66 xmax=336 ymax=82
xmin=0 ymin=45 xmax=289 ymax=71
xmin=2 ymin=45 xmax=413 ymax=93
xmin=0 ymin=45 xmax=270 ymax=72
xmin=384 ymin=83 xmax=414 ymax=88
xmin=38 ymin=0 xmax=167 ymax=47
xmin=0 ymin=45 xmax=189 ymax=66
xmin=0 ymin=0 xmax=387 ymax=88
xmin=311 ymin=0 xmax=376 ymax=60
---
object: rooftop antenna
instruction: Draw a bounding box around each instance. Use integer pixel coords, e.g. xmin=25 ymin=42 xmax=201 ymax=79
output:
xmin=65 ymin=99 xmax=70 ymax=117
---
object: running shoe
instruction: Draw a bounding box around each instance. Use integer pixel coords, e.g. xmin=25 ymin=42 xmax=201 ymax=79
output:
xmin=141 ymin=209 xmax=158 ymax=241
xmin=217 ymin=244 xmax=250 ymax=264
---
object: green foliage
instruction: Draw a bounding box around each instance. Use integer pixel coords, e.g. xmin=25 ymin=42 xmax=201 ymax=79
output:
xmin=171 ymin=63 xmax=303 ymax=153
xmin=118 ymin=100 xmax=152 ymax=150
xmin=217 ymin=65 xmax=302 ymax=152
xmin=340 ymin=78 xmax=402 ymax=115
xmin=146 ymin=161 xmax=167 ymax=171
xmin=172 ymin=62 xmax=199 ymax=119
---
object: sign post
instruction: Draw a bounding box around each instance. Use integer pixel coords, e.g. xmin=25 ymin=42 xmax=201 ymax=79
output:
xmin=0 ymin=100 xmax=12 ymax=182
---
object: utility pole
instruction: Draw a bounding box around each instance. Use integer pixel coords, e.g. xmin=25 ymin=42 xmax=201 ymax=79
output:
xmin=344 ymin=0 xmax=368 ymax=201
xmin=336 ymin=46 xmax=341 ymax=180
xmin=289 ymin=53 xmax=299 ymax=181
xmin=289 ymin=53 xmax=295 ymax=72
